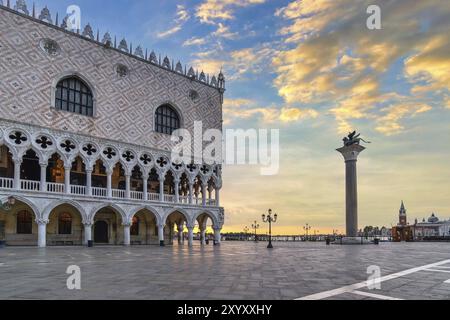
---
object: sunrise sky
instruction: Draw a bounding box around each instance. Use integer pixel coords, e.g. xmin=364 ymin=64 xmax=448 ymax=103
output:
xmin=24 ymin=0 xmax=450 ymax=235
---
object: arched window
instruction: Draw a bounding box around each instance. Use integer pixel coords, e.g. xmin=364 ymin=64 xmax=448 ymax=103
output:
xmin=58 ymin=212 xmax=72 ymax=235
xmin=17 ymin=210 xmax=32 ymax=234
xmin=130 ymin=216 xmax=139 ymax=236
xmin=55 ymin=77 xmax=94 ymax=117
xmin=155 ymin=104 xmax=180 ymax=135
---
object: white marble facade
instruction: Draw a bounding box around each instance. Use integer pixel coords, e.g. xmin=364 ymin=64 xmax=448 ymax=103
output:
xmin=0 ymin=3 xmax=225 ymax=247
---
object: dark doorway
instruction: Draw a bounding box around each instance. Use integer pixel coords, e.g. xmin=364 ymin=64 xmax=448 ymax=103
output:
xmin=94 ymin=221 xmax=108 ymax=243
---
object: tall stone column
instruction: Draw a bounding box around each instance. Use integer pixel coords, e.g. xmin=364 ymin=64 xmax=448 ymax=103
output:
xmin=337 ymin=144 xmax=365 ymax=238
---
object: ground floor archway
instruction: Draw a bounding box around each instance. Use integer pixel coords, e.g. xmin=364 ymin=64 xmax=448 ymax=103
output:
xmin=92 ymin=207 xmax=123 ymax=245
xmin=0 ymin=198 xmax=38 ymax=246
xmin=47 ymin=203 xmax=84 ymax=246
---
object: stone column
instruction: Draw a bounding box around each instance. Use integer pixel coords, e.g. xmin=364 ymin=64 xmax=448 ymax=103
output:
xmin=200 ymin=228 xmax=207 ymax=245
xmin=83 ymin=222 xmax=92 ymax=245
xmin=86 ymin=169 xmax=92 ymax=196
xmin=188 ymin=181 xmax=194 ymax=204
xmin=13 ymin=158 xmax=22 ymax=190
xmin=64 ymin=165 xmax=71 ymax=195
xmin=106 ymin=168 xmax=113 ymax=198
xmin=159 ymin=173 xmax=165 ymax=202
xmin=337 ymin=144 xmax=365 ymax=238
xmin=213 ymin=227 xmax=221 ymax=245
xmin=40 ymin=162 xmax=47 ymax=192
xmin=142 ymin=174 xmax=149 ymax=201
xmin=215 ymin=188 xmax=220 ymax=207
xmin=158 ymin=224 xmax=165 ymax=246
xmin=177 ymin=223 xmax=184 ymax=244
xmin=174 ymin=178 xmax=180 ymax=203
xmin=37 ymin=219 xmax=48 ymax=248
xmin=187 ymin=226 xmax=194 ymax=247
xmin=208 ymin=188 xmax=213 ymax=202
xmin=201 ymin=182 xmax=207 ymax=207
xmin=123 ymin=223 xmax=131 ymax=246
xmin=125 ymin=174 xmax=131 ymax=199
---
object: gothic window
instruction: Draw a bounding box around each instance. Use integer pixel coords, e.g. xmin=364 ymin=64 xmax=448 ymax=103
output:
xmin=17 ymin=210 xmax=32 ymax=234
xmin=55 ymin=77 xmax=94 ymax=117
xmin=58 ymin=212 xmax=72 ymax=235
xmin=130 ymin=216 xmax=139 ymax=236
xmin=155 ymin=104 xmax=180 ymax=135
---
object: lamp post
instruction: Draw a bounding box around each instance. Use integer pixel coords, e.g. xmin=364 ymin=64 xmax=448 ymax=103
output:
xmin=0 ymin=196 xmax=15 ymax=211
xmin=243 ymin=226 xmax=249 ymax=241
xmin=262 ymin=209 xmax=278 ymax=249
xmin=251 ymin=221 xmax=260 ymax=242
xmin=303 ymin=223 xmax=311 ymax=241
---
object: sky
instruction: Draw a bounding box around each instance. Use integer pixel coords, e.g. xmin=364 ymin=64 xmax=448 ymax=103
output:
xmin=15 ymin=0 xmax=450 ymax=235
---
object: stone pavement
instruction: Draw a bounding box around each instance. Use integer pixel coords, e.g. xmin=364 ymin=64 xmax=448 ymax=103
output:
xmin=0 ymin=241 xmax=449 ymax=300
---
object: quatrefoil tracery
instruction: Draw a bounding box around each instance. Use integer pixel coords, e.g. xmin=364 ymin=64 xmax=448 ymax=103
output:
xmin=36 ymin=136 xmax=53 ymax=149
xmin=103 ymin=147 xmax=117 ymax=159
xmin=9 ymin=131 xmax=27 ymax=145
xmin=187 ymin=163 xmax=197 ymax=173
xmin=200 ymin=165 xmax=210 ymax=174
xmin=157 ymin=157 xmax=168 ymax=168
xmin=82 ymin=144 xmax=97 ymax=156
xmin=139 ymin=154 xmax=152 ymax=165
xmin=60 ymin=140 xmax=76 ymax=153
xmin=122 ymin=151 xmax=135 ymax=162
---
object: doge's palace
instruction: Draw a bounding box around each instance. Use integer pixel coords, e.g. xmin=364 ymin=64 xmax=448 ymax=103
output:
xmin=0 ymin=1 xmax=224 ymax=247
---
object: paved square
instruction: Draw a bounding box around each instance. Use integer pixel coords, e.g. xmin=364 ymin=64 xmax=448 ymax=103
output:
xmin=0 ymin=242 xmax=449 ymax=300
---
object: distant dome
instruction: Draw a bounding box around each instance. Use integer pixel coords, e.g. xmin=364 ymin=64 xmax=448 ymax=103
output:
xmin=428 ymin=213 xmax=439 ymax=223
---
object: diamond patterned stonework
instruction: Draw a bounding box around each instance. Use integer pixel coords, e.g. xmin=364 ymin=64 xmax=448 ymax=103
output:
xmin=0 ymin=7 xmax=223 ymax=151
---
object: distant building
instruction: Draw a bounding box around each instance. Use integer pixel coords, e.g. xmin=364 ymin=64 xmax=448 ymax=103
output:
xmin=392 ymin=201 xmax=413 ymax=242
xmin=414 ymin=213 xmax=450 ymax=238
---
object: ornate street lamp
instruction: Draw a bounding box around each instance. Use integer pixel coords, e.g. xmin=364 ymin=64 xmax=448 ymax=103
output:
xmin=243 ymin=226 xmax=249 ymax=241
xmin=251 ymin=220 xmax=260 ymax=242
xmin=303 ymin=223 xmax=311 ymax=241
xmin=262 ymin=209 xmax=278 ymax=249
xmin=0 ymin=196 xmax=15 ymax=211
